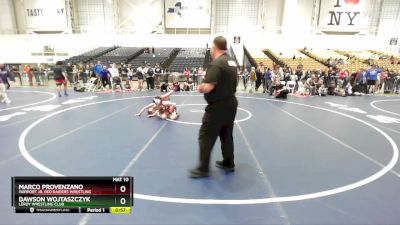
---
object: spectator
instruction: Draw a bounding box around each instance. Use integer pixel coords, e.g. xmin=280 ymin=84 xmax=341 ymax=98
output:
xmin=183 ymin=68 xmax=190 ymax=81
xmin=53 ymin=61 xmax=68 ymax=97
xmin=191 ymin=67 xmax=198 ymax=87
xmin=79 ymin=65 xmax=88 ymax=84
xmin=0 ymin=64 xmax=11 ymax=103
xmin=263 ymin=67 xmax=272 ymax=93
xmin=249 ymin=67 xmax=256 ymax=93
xmin=183 ymin=78 xmax=194 ymax=91
xmin=23 ymin=64 xmax=33 ymax=86
xmin=11 ymin=66 xmax=22 ymax=86
xmin=305 ymin=74 xmax=317 ymax=95
xmin=172 ymin=80 xmax=180 ymax=92
xmin=39 ymin=65 xmax=47 ymax=86
xmin=32 ymin=65 xmax=41 ymax=86
xmin=255 ymin=67 xmax=263 ymax=92
xmin=242 ymin=68 xmax=249 ymax=90
xmin=65 ymin=63 xmax=74 ymax=86
xmin=99 ymin=65 xmax=111 ymax=89
xmin=146 ymin=65 xmax=155 ymax=90
xmin=366 ymin=67 xmax=382 ymax=94
xmin=136 ymin=65 xmax=145 ymax=91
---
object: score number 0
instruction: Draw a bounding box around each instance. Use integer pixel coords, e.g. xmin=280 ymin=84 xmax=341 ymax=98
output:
xmin=120 ymin=185 xmax=127 ymax=205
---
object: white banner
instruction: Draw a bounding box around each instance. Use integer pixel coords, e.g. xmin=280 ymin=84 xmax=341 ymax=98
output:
xmin=165 ymin=0 xmax=211 ymax=28
xmin=24 ymin=0 xmax=67 ymax=30
xmin=318 ymin=0 xmax=370 ymax=32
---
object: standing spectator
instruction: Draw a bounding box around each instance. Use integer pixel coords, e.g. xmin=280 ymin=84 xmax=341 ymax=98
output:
xmin=263 ymin=67 xmax=272 ymax=93
xmin=0 ymin=64 xmax=11 ymax=104
xmin=183 ymin=68 xmax=190 ymax=81
xmin=191 ymin=67 xmax=198 ymax=87
xmin=65 ymin=63 xmax=74 ymax=86
xmin=249 ymin=67 xmax=256 ymax=93
xmin=242 ymin=68 xmax=249 ymax=90
xmin=94 ymin=61 xmax=103 ymax=77
xmin=89 ymin=63 xmax=96 ymax=78
xmin=32 ymin=65 xmax=41 ymax=86
xmin=53 ymin=61 xmax=68 ymax=97
xmin=273 ymin=64 xmax=284 ymax=81
xmin=72 ymin=64 xmax=79 ymax=85
xmin=39 ymin=65 xmax=47 ymax=86
xmin=366 ymin=67 xmax=382 ymax=94
xmin=197 ymin=67 xmax=205 ymax=85
xmin=23 ymin=64 xmax=33 ymax=86
xmin=11 ymin=66 xmax=22 ymax=86
xmin=255 ymin=66 xmax=263 ymax=92
xmin=154 ymin=64 xmax=162 ymax=88
xmin=80 ymin=65 xmax=88 ymax=84
xmin=136 ymin=65 xmax=145 ymax=91
xmin=0 ymin=64 xmax=11 ymax=90
xmin=146 ymin=65 xmax=155 ymax=90
xmin=126 ymin=65 xmax=134 ymax=90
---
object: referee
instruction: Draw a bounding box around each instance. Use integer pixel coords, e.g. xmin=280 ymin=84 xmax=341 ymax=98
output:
xmin=190 ymin=36 xmax=238 ymax=178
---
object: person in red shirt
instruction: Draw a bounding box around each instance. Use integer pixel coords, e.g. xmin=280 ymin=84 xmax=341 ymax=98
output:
xmin=23 ymin=65 xmax=33 ymax=86
xmin=183 ymin=68 xmax=190 ymax=81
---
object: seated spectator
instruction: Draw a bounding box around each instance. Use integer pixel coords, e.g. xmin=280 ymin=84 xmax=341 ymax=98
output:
xmin=274 ymin=84 xmax=289 ymax=99
xmin=161 ymin=81 xmax=170 ymax=92
xmin=183 ymin=78 xmax=194 ymax=91
xmin=327 ymin=86 xmax=346 ymax=97
xmin=269 ymin=73 xmax=281 ymax=95
xmin=172 ymin=81 xmax=181 ymax=92
xmin=314 ymin=79 xmax=326 ymax=96
xmin=304 ymin=74 xmax=317 ymax=95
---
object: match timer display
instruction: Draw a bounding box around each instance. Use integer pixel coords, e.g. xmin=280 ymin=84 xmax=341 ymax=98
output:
xmin=12 ymin=177 xmax=133 ymax=214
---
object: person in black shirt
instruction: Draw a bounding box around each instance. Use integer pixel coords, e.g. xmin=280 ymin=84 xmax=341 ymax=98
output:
xmin=65 ymin=63 xmax=74 ymax=87
xmin=190 ymin=36 xmax=238 ymax=178
xmin=53 ymin=61 xmax=69 ymax=97
xmin=0 ymin=64 xmax=12 ymax=104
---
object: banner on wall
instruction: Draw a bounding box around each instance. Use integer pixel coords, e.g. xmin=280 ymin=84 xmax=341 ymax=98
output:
xmin=24 ymin=0 xmax=67 ymax=30
xmin=318 ymin=0 xmax=371 ymax=32
xmin=165 ymin=0 xmax=211 ymax=28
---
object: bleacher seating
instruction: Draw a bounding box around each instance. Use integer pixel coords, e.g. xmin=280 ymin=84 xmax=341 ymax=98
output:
xmin=333 ymin=50 xmax=375 ymax=73
xmin=89 ymin=47 xmax=143 ymax=65
xmin=129 ymin=48 xmax=175 ymax=68
xmin=169 ymin=48 xmax=206 ymax=72
xmin=268 ymin=48 xmax=327 ymax=71
xmin=65 ymin=47 xmax=112 ymax=64
xmin=247 ymin=47 xmax=274 ymax=69
xmin=368 ymin=50 xmax=400 ymax=71
xmin=304 ymin=49 xmax=369 ymax=73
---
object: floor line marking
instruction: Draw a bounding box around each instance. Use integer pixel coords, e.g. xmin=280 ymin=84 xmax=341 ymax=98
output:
xmin=18 ymin=95 xmax=400 ymax=204
xmin=269 ymin=103 xmax=400 ymax=178
xmin=0 ymin=91 xmax=56 ymax=112
xmin=0 ymin=105 xmax=133 ymax=167
xmin=78 ymin=122 xmax=168 ymax=225
xmin=236 ymin=123 xmax=291 ymax=225
xmin=370 ymin=99 xmax=400 ymax=117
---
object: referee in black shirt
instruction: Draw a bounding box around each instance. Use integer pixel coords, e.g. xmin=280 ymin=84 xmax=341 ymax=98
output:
xmin=190 ymin=36 xmax=238 ymax=178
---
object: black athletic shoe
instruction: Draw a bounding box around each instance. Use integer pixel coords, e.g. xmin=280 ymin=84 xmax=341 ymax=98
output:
xmin=189 ymin=168 xmax=209 ymax=178
xmin=215 ymin=161 xmax=235 ymax=172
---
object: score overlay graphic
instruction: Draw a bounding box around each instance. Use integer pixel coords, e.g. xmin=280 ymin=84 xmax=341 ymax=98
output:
xmin=12 ymin=177 xmax=133 ymax=214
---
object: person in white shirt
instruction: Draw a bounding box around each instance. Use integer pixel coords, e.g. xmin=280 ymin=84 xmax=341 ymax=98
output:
xmin=108 ymin=63 xmax=123 ymax=91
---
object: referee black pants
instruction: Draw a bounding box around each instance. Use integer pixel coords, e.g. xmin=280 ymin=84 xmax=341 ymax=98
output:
xmin=198 ymin=98 xmax=238 ymax=172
